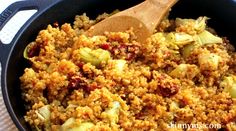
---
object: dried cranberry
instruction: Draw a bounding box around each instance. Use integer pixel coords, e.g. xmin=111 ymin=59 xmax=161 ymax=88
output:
xmin=28 ymin=44 xmax=40 ymax=58
xmin=99 ymin=43 xmax=111 ymax=50
xmin=77 ymin=62 xmax=84 ymax=69
xmin=68 ymin=75 xmax=87 ymax=90
xmin=86 ymin=82 xmax=101 ymax=92
xmin=53 ymin=22 xmax=59 ymax=27
xmin=110 ymin=43 xmax=140 ymax=60
xmin=159 ymin=84 xmax=179 ymax=97
xmin=126 ymin=53 xmax=135 ymax=60
xmin=68 ymin=74 xmax=102 ymax=93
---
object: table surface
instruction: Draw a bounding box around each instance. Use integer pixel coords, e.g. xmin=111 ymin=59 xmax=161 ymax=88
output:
xmin=0 ymin=0 xmax=37 ymax=130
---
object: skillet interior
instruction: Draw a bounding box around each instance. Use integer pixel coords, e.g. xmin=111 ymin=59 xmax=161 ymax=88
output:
xmin=4 ymin=0 xmax=236 ymax=130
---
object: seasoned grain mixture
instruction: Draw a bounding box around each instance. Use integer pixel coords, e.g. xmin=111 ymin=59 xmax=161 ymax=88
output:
xmin=20 ymin=12 xmax=236 ymax=131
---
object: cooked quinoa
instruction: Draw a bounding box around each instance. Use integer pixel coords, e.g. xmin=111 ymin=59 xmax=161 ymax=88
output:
xmin=20 ymin=12 xmax=236 ymax=131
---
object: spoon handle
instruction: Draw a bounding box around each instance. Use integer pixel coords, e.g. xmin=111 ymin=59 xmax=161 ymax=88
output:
xmin=114 ymin=0 xmax=178 ymax=32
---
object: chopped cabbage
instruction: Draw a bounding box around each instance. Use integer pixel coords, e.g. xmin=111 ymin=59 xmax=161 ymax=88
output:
xmin=102 ymin=101 xmax=121 ymax=125
xmin=166 ymin=32 xmax=194 ymax=47
xmin=110 ymin=60 xmax=127 ymax=72
xmin=79 ymin=47 xmax=111 ymax=67
xmin=194 ymin=16 xmax=209 ymax=33
xmin=197 ymin=30 xmax=223 ymax=45
xmin=176 ymin=16 xmax=209 ymax=33
xmin=181 ymin=30 xmax=223 ymax=58
xmin=220 ymin=76 xmax=236 ymax=98
xmin=198 ymin=53 xmax=221 ymax=71
xmin=181 ymin=43 xmax=200 ymax=58
xmin=61 ymin=117 xmax=94 ymax=131
xmin=70 ymin=122 xmax=94 ymax=131
xmin=61 ymin=117 xmax=76 ymax=130
xmin=35 ymin=105 xmax=50 ymax=121
xmin=35 ymin=105 xmax=51 ymax=130
xmin=169 ymin=64 xmax=199 ymax=79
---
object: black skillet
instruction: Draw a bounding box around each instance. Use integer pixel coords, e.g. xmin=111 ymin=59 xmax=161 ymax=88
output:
xmin=0 ymin=0 xmax=236 ymax=130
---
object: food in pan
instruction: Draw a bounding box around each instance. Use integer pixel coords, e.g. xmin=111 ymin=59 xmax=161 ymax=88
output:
xmin=20 ymin=12 xmax=236 ymax=130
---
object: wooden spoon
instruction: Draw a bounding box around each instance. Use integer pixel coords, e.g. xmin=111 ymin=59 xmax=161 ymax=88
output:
xmin=86 ymin=0 xmax=178 ymax=43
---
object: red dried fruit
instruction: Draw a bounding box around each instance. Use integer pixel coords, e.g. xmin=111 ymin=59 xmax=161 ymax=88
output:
xmin=68 ymin=74 xmax=101 ymax=93
xmin=159 ymin=84 xmax=179 ymax=97
xmin=77 ymin=62 xmax=84 ymax=69
xmin=99 ymin=43 xmax=111 ymax=50
xmin=86 ymin=82 xmax=101 ymax=92
xmin=110 ymin=43 xmax=140 ymax=60
xmin=68 ymin=75 xmax=88 ymax=90
xmin=53 ymin=22 xmax=59 ymax=27
xmin=28 ymin=45 xmax=40 ymax=58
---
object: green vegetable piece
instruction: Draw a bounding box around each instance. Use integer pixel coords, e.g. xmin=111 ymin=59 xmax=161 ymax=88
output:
xmin=23 ymin=42 xmax=40 ymax=59
xmin=229 ymin=85 xmax=236 ymax=98
xmin=181 ymin=43 xmax=199 ymax=58
xmin=221 ymin=76 xmax=236 ymax=98
xmin=23 ymin=46 xmax=29 ymax=59
xmin=198 ymin=53 xmax=220 ymax=71
xmin=194 ymin=16 xmax=209 ymax=32
xmin=169 ymin=101 xmax=179 ymax=112
xmin=61 ymin=117 xmax=76 ymax=129
xmin=113 ymin=60 xmax=126 ymax=72
xmin=79 ymin=47 xmax=111 ymax=67
xmin=61 ymin=117 xmax=94 ymax=131
xmin=104 ymin=101 xmax=121 ymax=124
xmin=169 ymin=64 xmax=199 ymax=79
xmin=197 ymin=30 xmax=223 ymax=45
xmin=35 ymin=126 xmax=41 ymax=131
xmin=176 ymin=16 xmax=209 ymax=33
xmin=176 ymin=18 xmax=194 ymax=27
xmin=109 ymin=59 xmax=127 ymax=72
xmin=166 ymin=32 xmax=194 ymax=47
xmin=106 ymin=101 xmax=120 ymax=114
xmin=35 ymin=105 xmax=51 ymax=130
xmin=69 ymin=122 xmax=94 ymax=131
xmin=23 ymin=43 xmax=32 ymax=59
xmin=181 ymin=30 xmax=223 ymax=58
xmin=36 ymin=105 xmax=50 ymax=121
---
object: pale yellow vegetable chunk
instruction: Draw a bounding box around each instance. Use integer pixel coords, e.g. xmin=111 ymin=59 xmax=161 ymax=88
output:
xmin=194 ymin=16 xmax=209 ymax=33
xmin=166 ymin=32 xmax=194 ymax=47
xmin=68 ymin=122 xmax=94 ymax=131
xmin=181 ymin=30 xmax=222 ymax=58
xmin=220 ymin=75 xmax=236 ymax=98
xmin=169 ymin=101 xmax=179 ymax=112
xmin=35 ymin=105 xmax=51 ymax=130
xmin=197 ymin=30 xmax=223 ymax=45
xmin=198 ymin=53 xmax=221 ymax=71
xmin=61 ymin=117 xmax=94 ymax=131
xmin=176 ymin=16 xmax=209 ymax=34
xmin=36 ymin=105 xmax=50 ymax=121
xmin=109 ymin=59 xmax=127 ymax=72
xmin=181 ymin=43 xmax=199 ymax=58
xmin=101 ymin=101 xmax=121 ymax=125
xmin=79 ymin=47 xmax=110 ymax=67
xmin=169 ymin=64 xmax=199 ymax=79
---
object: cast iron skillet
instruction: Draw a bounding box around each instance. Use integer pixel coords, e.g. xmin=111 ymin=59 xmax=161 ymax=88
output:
xmin=0 ymin=0 xmax=236 ymax=130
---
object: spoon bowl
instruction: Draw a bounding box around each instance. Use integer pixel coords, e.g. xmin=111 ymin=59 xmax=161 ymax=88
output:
xmin=86 ymin=0 xmax=178 ymax=43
